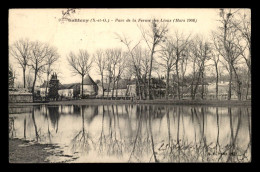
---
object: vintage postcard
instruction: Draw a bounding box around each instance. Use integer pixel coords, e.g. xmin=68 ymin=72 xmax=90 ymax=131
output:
xmin=8 ymin=8 xmax=251 ymax=163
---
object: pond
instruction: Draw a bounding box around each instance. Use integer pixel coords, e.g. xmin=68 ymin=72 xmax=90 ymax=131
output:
xmin=9 ymin=104 xmax=251 ymax=163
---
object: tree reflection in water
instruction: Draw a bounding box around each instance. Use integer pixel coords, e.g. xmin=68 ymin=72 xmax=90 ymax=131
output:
xmin=9 ymin=104 xmax=251 ymax=162
xmin=70 ymin=106 xmax=95 ymax=155
xmin=9 ymin=117 xmax=16 ymax=138
xmin=32 ymin=109 xmax=40 ymax=142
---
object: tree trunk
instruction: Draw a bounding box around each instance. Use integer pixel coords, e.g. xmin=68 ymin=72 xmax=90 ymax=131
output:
xmin=137 ymin=79 xmax=142 ymax=100
xmin=191 ymin=61 xmax=196 ymax=100
xmin=116 ymin=79 xmax=119 ymax=98
xmin=176 ymin=56 xmax=180 ymax=100
xmin=107 ymin=75 xmax=111 ymax=98
xmin=231 ymin=65 xmax=242 ymax=101
xmin=228 ymin=64 xmax=232 ymax=100
xmin=166 ymin=69 xmax=170 ymax=100
xmin=23 ymin=68 xmax=26 ymax=88
xmin=32 ymin=71 xmax=37 ymax=100
xmin=148 ymin=46 xmax=155 ymax=100
xmin=215 ymin=63 xmax=219 ymax=100
xmin=193 ymin=69 xmax=202 ymax=100
xmin=246 ymin=71 xmax=250 ymax=100
xmin=201 ymin=69 xmax=204 ymax=100
xmin=101 ymin=74 xmax=104 ymax=97
xmin=112 ymin=78 xmax=116 ymax=98
xmin=191 ymin=83 xmax=194 ymax=100
xmin=45 ymin=73 xmax=49 ymax=99
xmin=81 ymin=75 xmax=84 ymax=98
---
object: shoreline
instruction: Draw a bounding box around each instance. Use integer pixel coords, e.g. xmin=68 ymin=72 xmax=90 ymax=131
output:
xmin=9 ymin=138 xmax=59 ymax=163
xmin=9 ymin=99 xmax=251 ymax=107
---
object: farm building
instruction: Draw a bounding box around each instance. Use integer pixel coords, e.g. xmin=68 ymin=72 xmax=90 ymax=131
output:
xmin=58 ymin=83 xmax=80 ymax=99
xmin=97 ymin=79 xmax=136 ymax=98
xmin=80 ymin=75 xmax=98 ymax=97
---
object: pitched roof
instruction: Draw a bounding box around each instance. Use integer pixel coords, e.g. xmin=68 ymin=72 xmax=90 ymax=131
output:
xmin=115 ymin=79 xmax=128 ymax=89
xmin=59 ymin=83 xmax=80 ymax=90
xmin=83 ymin=75 xmax=97 ymax=85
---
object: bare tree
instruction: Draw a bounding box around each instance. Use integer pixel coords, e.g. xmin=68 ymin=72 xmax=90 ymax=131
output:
xmin=190 ymin=36 xmax=211 ymax=100
xmin=132 ymin=46 xmax=151 ymax=99
xmin=67 ymin=49 xmax=93 ymax=98
xmin=158 ymin=39 xmax=176 ymax=99
xmin=232 ymin=10 xmax=251 ymax=73
xmin=139 ymin=20 xmax=168 ymax=99
xmin=168 ymin=31 xmax=191 ymax=100
xmin=110 ymin=49 xmax=122 ymax=98
xmin=29 ymin=41 xmax=52 ymax=97
xmin=10 ymin=39 xmax=31 ymax=88
xmin=115 ymin=51 xmax=128 ymax=98
xmin=104 ymin=49 xmax=114 ymax=98
xmin=43 ymin=47 xmax=60 ymax=98
xmin=94 ymin=49 xmax=107 ymax=97
xmin=116 ymin=34 xmax=143 ymax=100
xmin=213 ymin=9 xmax=246 ymax=100
xmin=232 ymin=10 xmax=251 ymax=99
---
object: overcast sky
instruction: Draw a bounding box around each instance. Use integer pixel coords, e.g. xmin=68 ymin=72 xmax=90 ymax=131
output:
xmin=9 ymin=8 xmax=249 ymax=85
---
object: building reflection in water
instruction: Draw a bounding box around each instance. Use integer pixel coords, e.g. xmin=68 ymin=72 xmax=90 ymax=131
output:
xmin=9 ymin=104 xmax=251 ymax=162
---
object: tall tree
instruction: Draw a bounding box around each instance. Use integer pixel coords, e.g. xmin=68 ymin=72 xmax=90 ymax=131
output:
xmin=190 ymin=36 xmax=211 ymax=100
xmin=158 ymin=39 xmax=176 ymax=99
xmin=110 ymin=49 xmax=122 ymax=98
xmin=104 ymin=49 xmax=114 ymax=98
xmin=139 ymin=20 xmax=168 ymax=99
xmin=213 ymin=9 xmax=245 ymax=100
xmin=168 ymin=31 xmax=191 ymax=100
xmin=232 ymin=10 xmax=251 ymax=73
xmin=67 ymin=49 xmax=93 ymax=98
xmin=10 ymin=39 xmax=31 ymax=88
xmin=116 ymin=34 xmax=143 ymax=100
xmin=114 ymin=51 xmax=127 ymax=98
xmin=232 ymin=10 xmax=251 ymax=99
xmin=94 ymin=49 xmax=107 ymax=97
xmin=29 ymin=41 xmax=51 ymax=98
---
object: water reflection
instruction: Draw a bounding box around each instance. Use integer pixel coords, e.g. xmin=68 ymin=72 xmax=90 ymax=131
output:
xmin=9 ymin=104 xmax=251 ymax=163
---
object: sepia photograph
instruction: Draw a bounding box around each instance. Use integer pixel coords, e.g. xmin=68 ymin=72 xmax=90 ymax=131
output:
xmin=8 ymin=8 xmax=251 ymax=163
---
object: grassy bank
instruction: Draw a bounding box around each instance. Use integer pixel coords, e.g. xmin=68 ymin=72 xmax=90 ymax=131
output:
xmin=9 ymin=138 xmax=59 ymax=163
xmin=9 ymin=99 xmax=251 ymax=107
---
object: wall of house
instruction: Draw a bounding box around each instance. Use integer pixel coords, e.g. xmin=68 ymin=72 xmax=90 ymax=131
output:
xmin=58 ymin=89 xmax=74 ymax=98
xmin=127 ymin=84 xmax=136 ymax=97
xmin=103 ymin=89 xmax=127 ymax=97
xmin=81 ymin=85 xmax=97 ymax=96
xmin=97 ymin=84 xmax=136 ymax=97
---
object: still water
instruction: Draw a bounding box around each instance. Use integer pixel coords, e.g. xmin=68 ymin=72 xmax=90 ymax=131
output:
xmin=9 ymin=104 xmax=251 ymax=163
